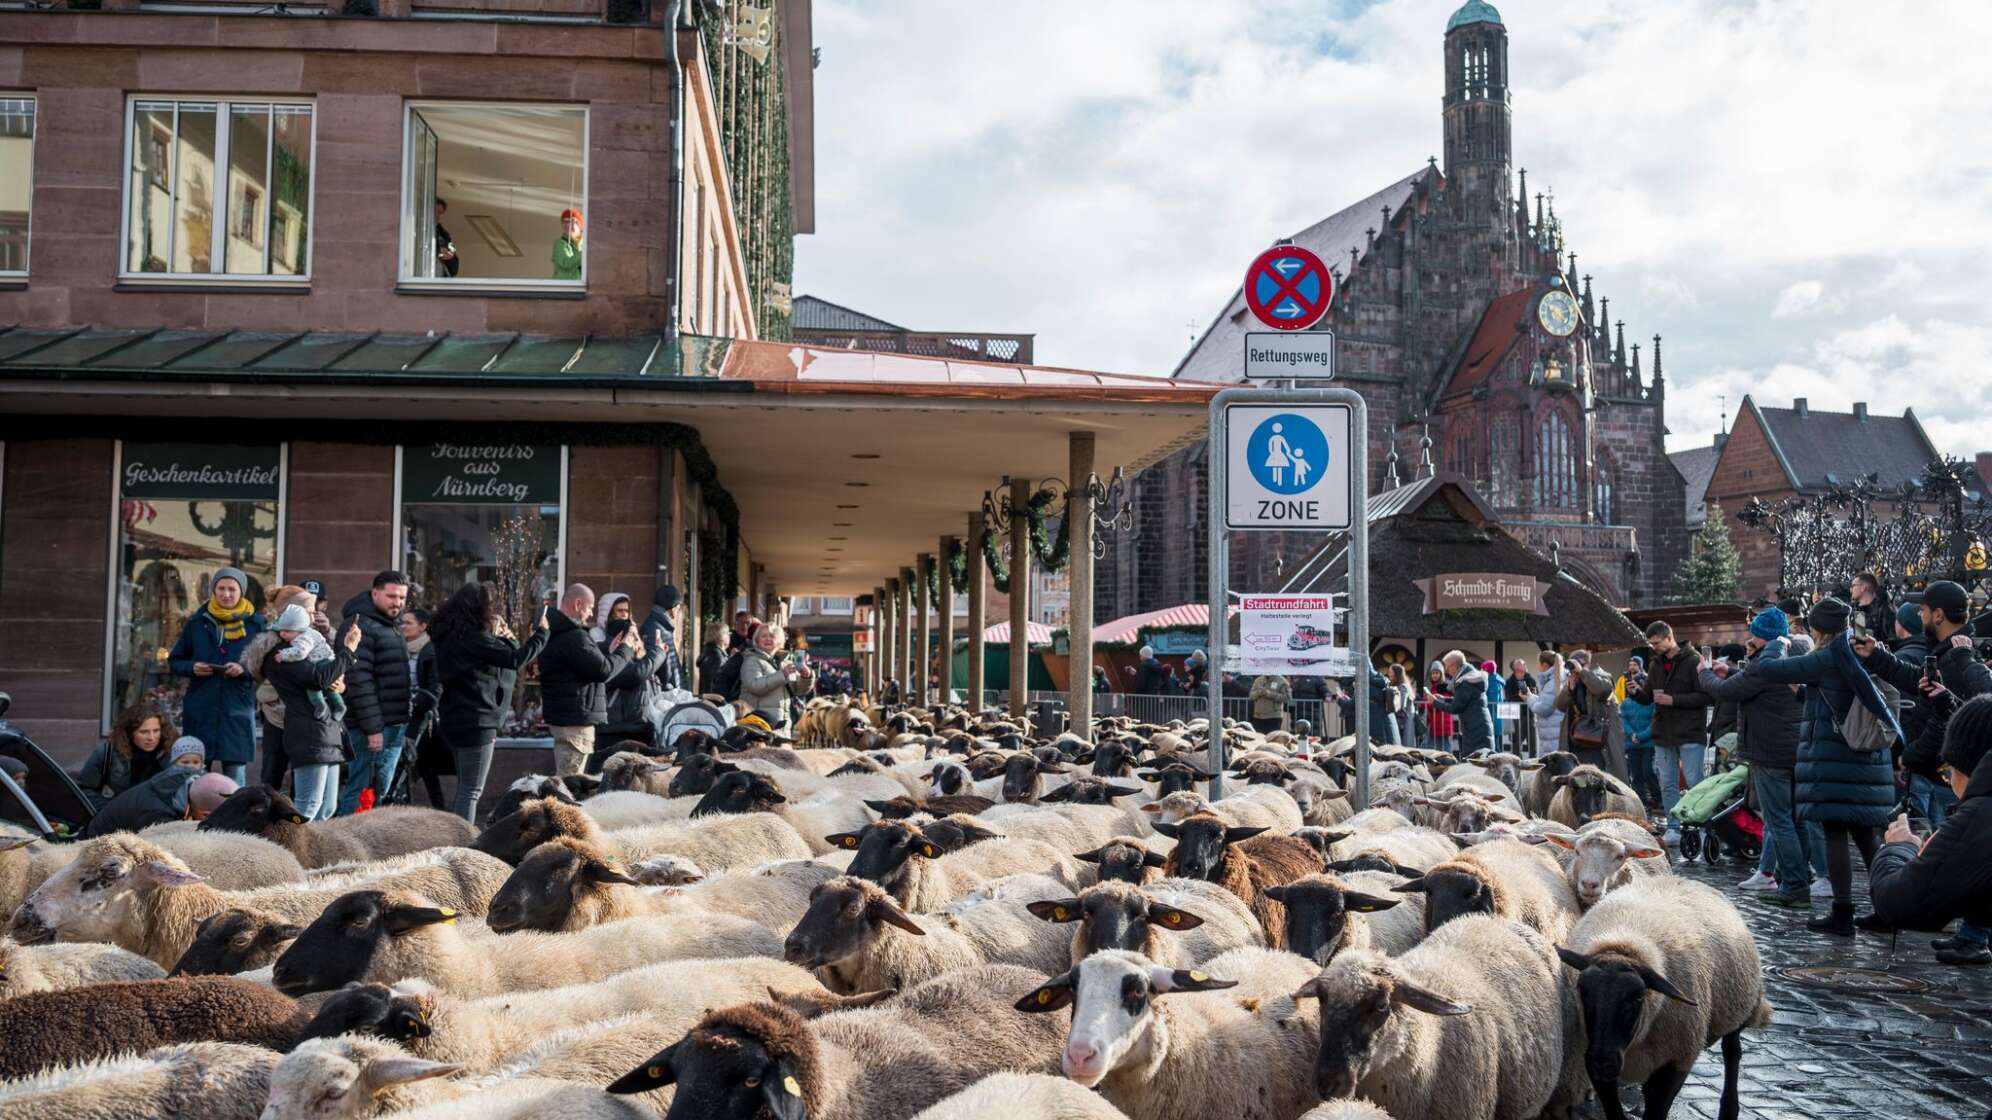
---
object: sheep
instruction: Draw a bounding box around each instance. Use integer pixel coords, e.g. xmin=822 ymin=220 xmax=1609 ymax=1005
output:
xmin=1517 ymin=751 xmax=1580 ymax=818
xmin=1287 ymin=777 xmax=1356 ymax=827
xmin=1327 ymin=824 xmax=1459 ymax=873
xmin=169 ymin=907 xmax=306 ymax=976
xmin=910 ymin=1071 xmax=1134 ymax=1119
xmin=606 ymin=964 xmax=1073 ymax=1120
xmin=1142 ymin=789 xmax=1303 ymax=832
xmin=486 ymin=836 xmax=835 ymax=933
xmin=864 ymin=794 xmax=997 ymax=820
xmin=1073 ymin=835 xmax=1170 ymax=884
xmin=472 ymin=795 xmax=812 ymax=871
xmin=1392 ymin=837 xmax=1580 ymax=939
xmin=927 ymin=758 xmax=1005 ymax=801
xmin=1419 ymin=790 xmax=1524 ymax=838
xmin=0 ymin=1041 xmax=279 ymax=1120
xmin=0 ymin=976 xmax=306 ymax=1079
xmin=1154 ymin=813 xmax=1319 ymax=947
xmin=1014 ymin=945 xmax=1320 ymax=1120
xmin=297 ymin=956 xmax=828 ymax=1072
xmin=1293 ymin=914 xmax=1575 ymax=1120
xmin=269 ymin=888 xmax=780 ymax=997
xmin=0 ymin=937 xmax=163 ymax=996
xmin=1337 ymin=808 xmax=1416 ymax=835
xmin=597 ymin=750 xmax=675 ymax=795
xmin=1457 ymin=751 xmax=1527 ymax=797
xmin=1557 ymin=876 xmax=1773 ymax=1120
xmin=689 ymin=768 xmax=872 ymax=855
xmin=782 ymin=875 xmax=1071 ymax=994
xmin=1298 ymin=1103 xmax=1396 ymax=1120
xmin=136 ymin=825 xmax=309 ymax=889
xmin=360 ymin=1081 xmax=650 ymax=1120
xmin=627 ymin=853 xmax=707 ymax=885
xmin=937 ymin=871 xmax=1076 ymax=912
xmin=9 ymin=835 xmax=513 ymax=969
xmin=1261 ymin=871 xmax=1424 ymax=965
xmin=197 ymin=786 xmax=477 ymax=868
xmin=1451 ymin=817 xmax=1579 ymax=850
xmin=1024 ymin=877 xmax=1264 ymax=967
xmin=828 ymin=818 xmax=1082 ymax=913
xmin=0 ymin=829 xmax=72 ymax=918
xmin=583 ymin=789 xmax=699 ymax=830
xmin=978 ymin=803 xmax=1139 ymax=853
xmin=1547 ymin=764 xmax=1649 ymax=828
xmin=1551 ymin=818 xmax=1671 ymax=908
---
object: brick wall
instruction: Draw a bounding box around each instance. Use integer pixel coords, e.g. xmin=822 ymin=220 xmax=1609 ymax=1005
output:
xmin=0 ymin=439 xmax=113 ymax=761
xmin=565 ymin=445 xmax=658 ymax=606
xmin=284 ymin=442 xmax=394 ymax=612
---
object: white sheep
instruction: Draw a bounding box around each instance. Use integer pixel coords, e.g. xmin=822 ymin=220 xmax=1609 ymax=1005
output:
xmin=783 ymin=875 xmax=1073 ymax=994
xmin=606 ymin=811 xmax=815 ymax=871
xmin=1327 ymin=825 xmax=1458 ymax=873
xmin=910 ymin=1071 xmax=1134 ymax=1119
xmin=580 ymin=789 xmax=699 ymax=829
xmin=1294 ymin=914 xmax=1579 ymax=1120
xmin=1551 ymin=817 xmax=1671 ymax=909
xmin=1018 ymin=945 xmax=1321 ymax=1120
xmin=1299 ymin=1103 xmax=1397 ymax=1120
xmin=0 ymin=1041 xmax=278 ymax=1120
xmin=0 ymin=937 xmax=163 ymax=998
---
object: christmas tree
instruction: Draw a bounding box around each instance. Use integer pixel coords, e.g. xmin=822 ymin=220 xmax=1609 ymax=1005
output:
xmin=1671 ymin=502 xmax=1742 ymax=604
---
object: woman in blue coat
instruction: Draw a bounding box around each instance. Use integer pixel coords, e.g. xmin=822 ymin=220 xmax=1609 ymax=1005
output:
xmin=1752 ymin=597 xmax=1903 ymax=935
xmin=167 ymin=566 xmax=264 ymax=784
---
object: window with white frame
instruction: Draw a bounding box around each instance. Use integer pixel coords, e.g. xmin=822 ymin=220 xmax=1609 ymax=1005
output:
xmin=0 ymin=97 xmax=33 ymax=275
xmin=401 ymin=103 xmax=588 ymax=288
xmin=123 ymin=98 xmax=314 ymax=279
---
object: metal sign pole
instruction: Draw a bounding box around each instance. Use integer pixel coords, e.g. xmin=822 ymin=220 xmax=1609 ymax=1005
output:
xmin=1206 ymin=385 xmax=1369 ymax=808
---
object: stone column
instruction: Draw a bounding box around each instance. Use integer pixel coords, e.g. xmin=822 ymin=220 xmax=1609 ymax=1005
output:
xmin=1008 ymin=477 xmax=1033 ymax=719
xmin=870 ymin=585 xmax=886 ymax=699
xmin=938 ymin=536 xmax=957 ymax=707
xmin=897 ymin=568 xmax=915 ymax=705
xmin=882 ymin=578 xmax=899 ymax=704
xmin=915 ymin=554 xmax=933 ymax=709
xmin=967 ymin=513 xmax=987 ymax=711
xmin=1067 ymin=433 xmax=1096 ymax=738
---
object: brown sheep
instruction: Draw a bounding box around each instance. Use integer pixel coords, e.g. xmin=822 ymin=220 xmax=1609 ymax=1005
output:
xmin=1153 ymin=812 xmax=1319 ymax=946
xmin=0 ymin=977 xmax=307 ymax=1079
xmin=198 ymin=787 xmax=477 ymax=869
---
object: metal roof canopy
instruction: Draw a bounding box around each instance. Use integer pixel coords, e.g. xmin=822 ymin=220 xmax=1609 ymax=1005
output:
xmin=0 ymin=328 xmax=1212 ymax=596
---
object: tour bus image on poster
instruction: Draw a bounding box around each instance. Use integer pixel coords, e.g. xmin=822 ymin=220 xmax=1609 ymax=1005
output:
xmin=1239 ymin=595 xmax=1353 ymax=676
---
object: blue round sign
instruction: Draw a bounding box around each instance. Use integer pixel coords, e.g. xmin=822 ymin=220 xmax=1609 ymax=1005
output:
xmin=1246 ymin=413 xmax=1330 ymax=495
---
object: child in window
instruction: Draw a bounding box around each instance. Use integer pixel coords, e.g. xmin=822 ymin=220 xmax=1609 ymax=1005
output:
xmin=269 ymin=603 xmax=346 ymax=722
xmin=554 ymin=208 xmax=584 ymax=280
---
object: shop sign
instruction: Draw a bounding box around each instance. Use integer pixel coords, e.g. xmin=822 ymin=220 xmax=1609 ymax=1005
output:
xmin=402 ymin=444 xmax=560 ymax=505
xmin=1238 ymin=594 xmax=1353 ymax=677
xmin=1415 ymin=572 xmax=1548 ymax=615
xmin=121 ymin=443 xmax=280 ymax=500
xmin=853 ymin=629 xmax=874 ymax=653
xmin=1146 ymin=630 xmax=1206 ymax=655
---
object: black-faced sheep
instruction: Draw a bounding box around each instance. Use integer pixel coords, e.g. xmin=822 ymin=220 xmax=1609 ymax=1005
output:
xmin=197 ymin=787 xmax=476 ymax=868
xmin=1072 ymin=836 xmax=1168 ymax=885
xmin=1262 ymin=872 xmax=1422 ymax=965
xmin=1392 ymin=837 xmax=1580 ymax=939
xmin=1023 ymin=877 xmax=1263 ymax=967
xmin=1155 ymin=813 xmax=1320 ymax=946
xmin=782 ymin=875 xmax=1070 ymax=994
xmin=1547 ymin=765 xmax=1648 ymax=827
xmin=828 ymin=818 xmax=1080 ymax=913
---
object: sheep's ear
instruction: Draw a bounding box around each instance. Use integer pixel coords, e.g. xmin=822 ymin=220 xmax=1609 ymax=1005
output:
xmin=911 ymin=838 xmax=943 ymax=859
xmin=1139 ymin=803 xmax=1163 ymax=814
xmin=1626 ymin=846 xmax=1666 ymax=860
xmin=1344 ymin=892 xmax=1401 ymax=913
xmin=1037 ymin=761 xmax=1070 ymax=774
xmin=1520 ymin=761 xmax=1545 ymax=771
xmin=1389 ymin=864 xmax=1423 ymax=880
xmin=1104 ymin=784 xmax=1143 ymax=799
xmin=1551 ymin=775 xmax=1572 ymax=788
xmin=1154 ymin=967 xmax=1237 ymax=994
xmin=1150 ymin=821 xmax=1181 ymax=839
xmin=1134 ymin=770 xmax=1162 ymax=781
xmin=761 ymin=1057 xmax=809 ymax=1120
xmin=1517 ymin=834 xmax=1549 ymax=846
xmin=383 ymin=905 xmax=457 ymax=936
xmin=1390 ymin=876 xmax=1428 ymax=894
xmin=1391 ymin=983 xmax=1472 ymax=1017
xmin=869 ymin=897 xmax=926 ymax=936
xmin=1038 ymin=785 xmax=1074 ymax=803
xmin=1545 ymin=833 xmax=1577 ymax=850
xmin=1148 ymin=904 xmax=1204 ymax=931
xmin=1289 ymin=978 xmax=1324 ymax=1003
xmin=825 ymin=831 xmax=863 ymax=851
xmin=608 ymin=1044 xmax=680 ymax=1093
xmin=0 ymin=835 xmax=39 ymax=852
xmin=270 ymin=922 xmax=307 ymax=941
xmin=1141 ymin=849 xmax=1168 ymax=868
xmin=1222 ymin=825 xmax=1269 ymax=844
xmin=1317 ymin=789 xmax=1351 ymax=802
xmin=1636 ymin=965 xmax=1698 ymax=1005
xmin=862 ymin=799 xmax=894 ymax=814
xmin=1482 ymin=793 xmax=1507 ymax=803
xmin=1025 ymin=899 xmax=1083 ymax=923
xmin=1015 ymin=972 xmax=1076 ymax=1013
xmin=362 ymin=1056 xmax=461 ymax=1093
xmin=390 ymin=1006 xmax=433 ymax=1040
xmin=585 ymin=860 xmax=642 ymax=887
xmin=1071 ymin=846 xmax=1105 ymax=864
xmin=1555 ymin=947 xmax=1594 ymax=972
xmin=138 ymin=860 xmax=205 ymax=888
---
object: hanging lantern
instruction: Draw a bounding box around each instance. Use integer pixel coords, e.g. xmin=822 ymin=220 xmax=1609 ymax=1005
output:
xmin=1967 ymin=539 xmax=1988 ymax=572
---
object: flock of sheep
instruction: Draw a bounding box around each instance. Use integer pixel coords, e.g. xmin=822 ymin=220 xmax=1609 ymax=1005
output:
xmin=0 ymin=699 xmax=1771 ymax=1120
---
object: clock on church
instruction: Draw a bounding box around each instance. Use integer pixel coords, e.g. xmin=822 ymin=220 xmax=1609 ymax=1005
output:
xmin=1537 ymin=289 xmax=1579 ymax=337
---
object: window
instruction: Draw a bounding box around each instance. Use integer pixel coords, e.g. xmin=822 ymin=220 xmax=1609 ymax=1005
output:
xmin=402 ymin=104 xmax=588 ymax=288
xmin=397 ymin=443 xmax=564 ymax=735
xmin=109 ymin=442 xmax=282 ymax=726
xmin=1594 ymin=455 xmax=1616 ymax=524
xmin=0 ymin=96 xmax=32 ymax=275
xmin=123 ymin=98 xmax=314 ymax=280
xmin=1487 ymin=415 xmax=1518 ymax=506
xmin=1535 ymin=411 xmax=1576 ymax=508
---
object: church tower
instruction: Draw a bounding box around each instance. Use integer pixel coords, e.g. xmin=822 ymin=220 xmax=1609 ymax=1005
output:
xmin=1442 ymin=1 xmax=1512 ymax=227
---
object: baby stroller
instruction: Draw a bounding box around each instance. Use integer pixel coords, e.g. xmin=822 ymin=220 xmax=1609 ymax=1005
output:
xmin=1671 ymin=746 xmax=1763 ymax=864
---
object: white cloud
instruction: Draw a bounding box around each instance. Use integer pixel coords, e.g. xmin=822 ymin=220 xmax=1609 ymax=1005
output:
xmin=796 ymin=0 xmax=1992 ymax=455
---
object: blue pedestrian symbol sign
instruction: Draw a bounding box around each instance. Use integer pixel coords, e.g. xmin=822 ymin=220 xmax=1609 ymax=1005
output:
xmin=1245 ymin=414 xmax=1330 ymax=496
xmin=1223 ymin=403 xmax=1353 ymax=530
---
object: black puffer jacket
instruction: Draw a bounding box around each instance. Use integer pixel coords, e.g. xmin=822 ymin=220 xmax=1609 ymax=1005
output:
xmin=339 ymin=591 xmax=411 ymax=734
xmin=638 ymin=607 xmax=685 ymax=693
xmin=1697 ymin=643 xmax=1804 ymax=771
xmin=539 ymin=609 xmax=633 ymax=727
xmin=1753 ymin=634 xmax=1902 ymax=827
xmin=263 ymin=644 xmax=355 ymax=767
xmin=1631 ymin=645 xmax=1711 ymax=747
xmin=1860 ymin=635 xmax=1992 ymax=780
xmin=435 ymin=625 xmax=550 ymax=746
xmin=1869 ymin=762 xmax=1990 ymax=931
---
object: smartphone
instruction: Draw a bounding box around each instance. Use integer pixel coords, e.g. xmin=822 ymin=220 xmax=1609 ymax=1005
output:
xmin=1923 ymin=655 xmax=1943 ymax=689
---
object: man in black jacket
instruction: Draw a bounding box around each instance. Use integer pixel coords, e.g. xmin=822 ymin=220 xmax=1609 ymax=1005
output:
xmin=336 ymin=570 xmax=411 ymax=816
xmin=1631 ymin=621 xmax=1712 ymax=843
xmin=540 ymin=583 xmax=635 ymax=776
xmin=1870 ymin=693 xmax=1992 ymax=965
xmin=1699 ymin=608 xmax=1812 ymax=905
xmin=1435 ymin=650 xmax=1493 ymax=755
xmin=1854 ymin=580 xmax=1992 ymax=797
xmin=638 ymin=584 xmax=687 ymax=693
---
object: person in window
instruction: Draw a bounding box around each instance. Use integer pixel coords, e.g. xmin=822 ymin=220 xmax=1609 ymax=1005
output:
xmin=74 ymin=702 xmax=175 ymax=811
xmin=553 ymin=208 xmax=584 ymax=280
xmin=169 ymin=566 xmax=264 ymax=787
xmin=431 ymin=585 xmax=549 ymax=822
xmin=434 ymin=199 xmax=459 ymax=278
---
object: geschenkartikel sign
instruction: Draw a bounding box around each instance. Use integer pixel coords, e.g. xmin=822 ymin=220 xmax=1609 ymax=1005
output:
xmin=121 ymin=443 xmax=281 ymax=500
xmin=402 ymin=444 xmax=560 ymax=504
xmin=1415 ymin=572 xmax=1549 ymax=615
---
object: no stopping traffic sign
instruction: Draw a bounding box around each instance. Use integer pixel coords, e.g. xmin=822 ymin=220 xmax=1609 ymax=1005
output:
xmin=1243 ymin=246 xmax=1333 ymax=331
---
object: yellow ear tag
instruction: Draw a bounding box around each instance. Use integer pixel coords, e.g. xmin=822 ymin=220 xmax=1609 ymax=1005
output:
xmin=842 ymin=837 xmax=858 ymax=849
xmin=920 ymin=844 xmax=938 ymax=858
xmin=438 ymin=908 xmax=457 ymax=925
xmin=1052 ymin=906 xmax=1068 ymax=920
xmin=1188 ymin=970 xmax=1208 ymax=983
xmin=783 ymin=1076 xmax=801 ymax=1097
xmin=1036 ymin=989 xmax=1053 ymax=1005
xmin=1165 ymin=912 xmax=1182 ymax=926
xmin=647 ymin=1065 xmax=662 ymax=1078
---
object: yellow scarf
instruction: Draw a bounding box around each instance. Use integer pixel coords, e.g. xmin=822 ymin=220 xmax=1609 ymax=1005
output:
xmin=206 ymin=596 xmax=255 ymax=642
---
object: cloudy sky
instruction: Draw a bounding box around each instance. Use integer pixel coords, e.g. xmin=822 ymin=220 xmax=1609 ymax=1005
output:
xmin=793 ymin=0 xmax=1991 ymax=456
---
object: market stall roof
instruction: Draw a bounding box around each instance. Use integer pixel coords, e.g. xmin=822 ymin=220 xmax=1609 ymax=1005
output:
xmin=1278 ymin=472 xmax=1645 ymax=648
xmin=0 ymin=328 xmax=1215 ymax=596
xmin=1094 ymin=603 xmax=1234 ymax=644
xmin=982 ymin=620 xmax=1056 ymax=646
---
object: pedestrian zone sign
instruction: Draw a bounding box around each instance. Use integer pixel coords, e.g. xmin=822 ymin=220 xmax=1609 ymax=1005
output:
xmin=1223 ymin=403 xmax=1353 ymax=530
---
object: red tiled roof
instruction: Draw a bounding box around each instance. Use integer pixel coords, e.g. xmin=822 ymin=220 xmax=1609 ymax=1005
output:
xmin=1440 ymin=287 xmax=1536 ymax=398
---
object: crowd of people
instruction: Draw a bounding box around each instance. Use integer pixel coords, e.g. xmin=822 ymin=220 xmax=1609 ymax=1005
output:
xmin=77 ymin=571 xmax=851 ymax=828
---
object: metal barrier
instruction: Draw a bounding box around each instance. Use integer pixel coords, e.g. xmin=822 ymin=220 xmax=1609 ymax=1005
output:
xmin=977 ymin=690 xmax=1349 ymax=740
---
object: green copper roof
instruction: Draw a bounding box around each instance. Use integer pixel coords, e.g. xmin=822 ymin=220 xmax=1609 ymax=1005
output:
xmin=1447 ymin=0 xmax=1502 ymax=31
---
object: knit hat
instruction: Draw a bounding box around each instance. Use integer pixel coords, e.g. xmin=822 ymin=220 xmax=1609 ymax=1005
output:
xmin=654 ymin=585 xmax=682 ymax=612
xmin=1941 ymin=693 xmax=1992 ymax=778
xmin=271 ymin=603 xmax=312 ymax=633
xmin=188 ymin=773 xmax=238 ymax=814
xmin=560 ymin=207 xmax=584 ymax=229
xmin=170 ymin=736 xmax=206 ymax=766
xmin=211 ymin=567 xmax=248 ymax=594
xmin=1895 ymin=602 xmax=1923 ymax=637
xmin=1479 ymin=660 xmax=1497 ymax=673
xmin=1806 ymin=597 xmax=1851 ymax=634
xmin=1749 ymin=608 xmax=1789 ymax=642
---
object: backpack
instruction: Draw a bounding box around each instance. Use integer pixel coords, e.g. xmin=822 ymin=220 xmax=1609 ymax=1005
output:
xmin=1839 ymin=674 xmax=1902 ymax=755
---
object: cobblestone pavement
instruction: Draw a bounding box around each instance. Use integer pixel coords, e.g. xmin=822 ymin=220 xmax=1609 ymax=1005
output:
xmin=1601 ymin=855 xmax=1992 ymax=1119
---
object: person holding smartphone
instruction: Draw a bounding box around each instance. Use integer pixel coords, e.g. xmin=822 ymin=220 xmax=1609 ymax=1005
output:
xmin=1869 ymin=693 xmax=1992 ymax=965
xmin=168 ymin=565 xmax=264 ymax=786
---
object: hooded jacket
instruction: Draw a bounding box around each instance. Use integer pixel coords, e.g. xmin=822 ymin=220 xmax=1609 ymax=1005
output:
xmin=1434 ymin=665 xmax=1493 ymax=754
xmin=339 ymin=590 xmax=412 ymax=734
xmin=1868 ymin=760 xmax=1989 ymax=931
xmin=80 ymin=765 xmax=200 ymax=838
xmin=539 ymin=608 xmax=634 ymax=727
xmin=638 ymin=599 xmax=686 ymax=694
xmin=1752 ymin=632 xmax=1905 ymax=826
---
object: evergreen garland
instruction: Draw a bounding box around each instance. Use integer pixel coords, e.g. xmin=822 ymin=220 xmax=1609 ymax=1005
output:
xmin=944 ymin=537 xmax=968 ymax=594
xmin=983 ymin=526 xmax=1011 ymax=594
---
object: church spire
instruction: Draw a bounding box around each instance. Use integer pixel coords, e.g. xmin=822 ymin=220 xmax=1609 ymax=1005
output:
xmin=1582 ymin=275 xmax=1594 ymax=321
xmin=1631 ymin=342 xmax=1642 ymax=381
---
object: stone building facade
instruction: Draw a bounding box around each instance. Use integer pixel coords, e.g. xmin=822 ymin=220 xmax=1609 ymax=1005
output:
xmin=1099 ymin=0 xmax=1689 ymax=618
